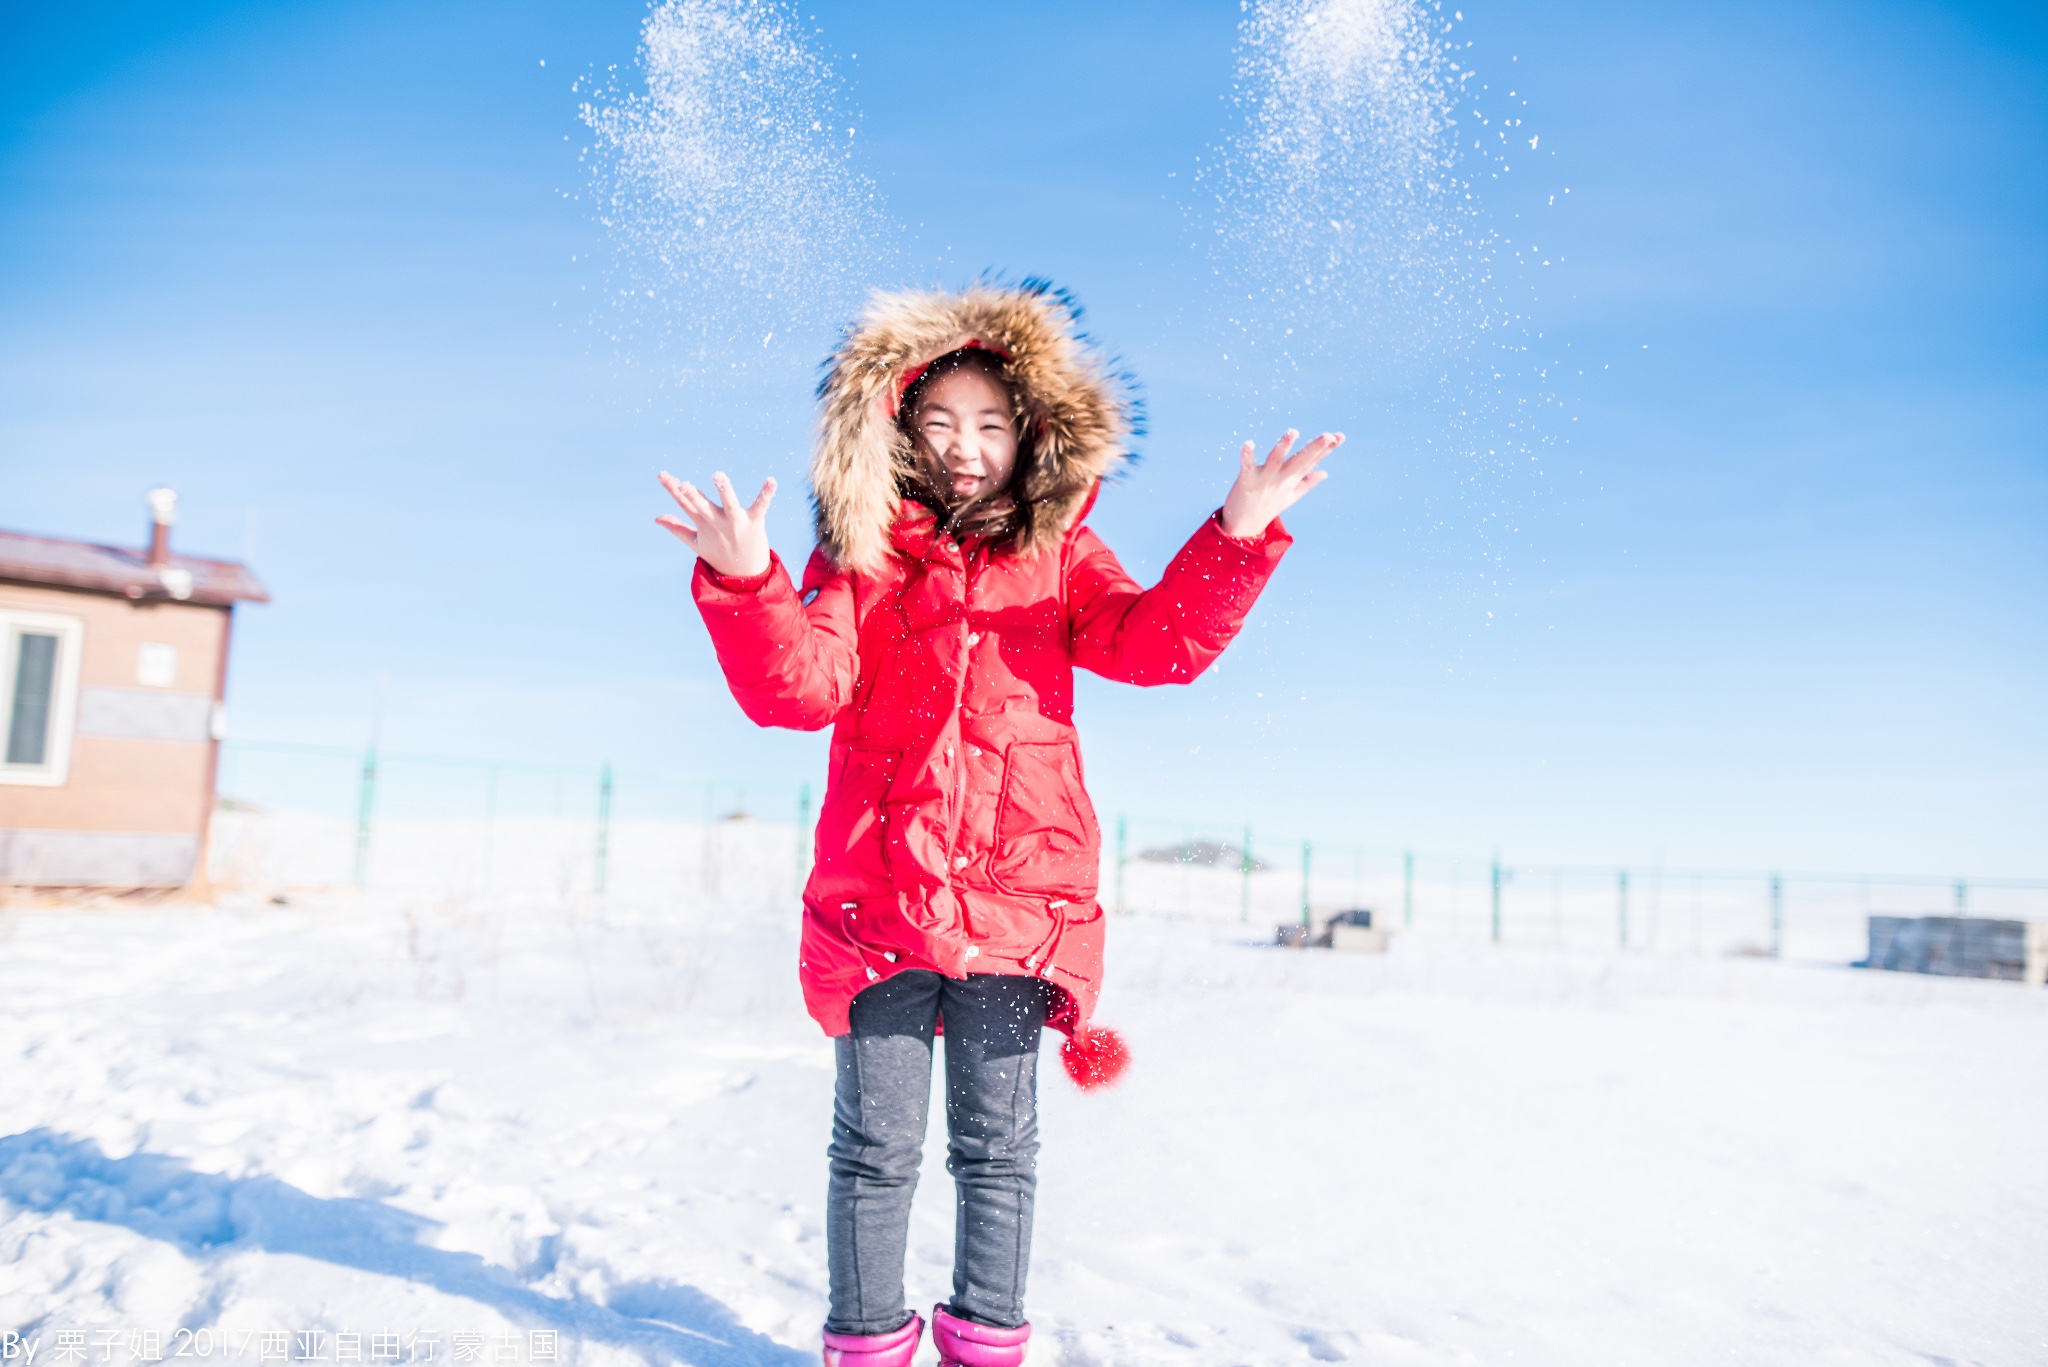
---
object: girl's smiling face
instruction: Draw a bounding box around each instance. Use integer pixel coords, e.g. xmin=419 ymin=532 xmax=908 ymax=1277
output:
xmin=911 ymin=365 xmax=1018 ymax=503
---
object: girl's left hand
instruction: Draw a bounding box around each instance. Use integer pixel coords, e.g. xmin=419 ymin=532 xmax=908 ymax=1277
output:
xmin=657 ymin=470 xmax=777 ymax=578
xmin=1220 ymin=430 xmax=1342 ymax=539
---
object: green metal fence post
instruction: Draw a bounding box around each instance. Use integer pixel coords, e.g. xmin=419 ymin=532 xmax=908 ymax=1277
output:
xmin=1490 ymin=853 xmax=1502 ymax=943
xmin=354 ymin=674 xmax=384 ymax=892
xmin=352 ymin=745 xmax=377 ymax=889
xmin=1299 ymin=840 xmax=1313 ymax=930
xmin=796 ymin=782 xmax=813 ymax=882
xmin=594 ymin=762 xmax=613 ymax=895
xmin=1240 ymin=824 xmax=1253 ymax=923
xmin=1617 ymin=868 xmax=1630 ymax=950
xmin=1954 ymin=878 xmax=1967 ymax=912
xmin=1403 ymin=849 xmax=1414 ymax=927
xmin=1770 ymin=872 xmax=1783 ymax=957
xmin=1114 ymin=815 xmax=1127 ymax=915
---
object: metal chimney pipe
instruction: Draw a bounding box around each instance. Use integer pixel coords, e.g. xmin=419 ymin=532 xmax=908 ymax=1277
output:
xmin=146 ymin=487 xmax=177 ymax=567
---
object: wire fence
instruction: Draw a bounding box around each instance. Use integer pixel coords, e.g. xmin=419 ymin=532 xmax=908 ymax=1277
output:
xmin=212 ymin=740 xmax=2048 ymax=965
xmin=1107 ymin=817 xmax=2048 ymax=965
xmin=213 ymin=739 xmax=809 ymax=913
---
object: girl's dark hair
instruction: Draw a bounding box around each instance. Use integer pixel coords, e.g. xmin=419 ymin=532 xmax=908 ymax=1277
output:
xmin=898 ymin=345 xmax=1012 ymax=423
xmin=895 ymin=347 xmax=1041 ymax=550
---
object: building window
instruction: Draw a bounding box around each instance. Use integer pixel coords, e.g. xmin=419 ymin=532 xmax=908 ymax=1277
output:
xmin=0 ymin=609 xmax=84 ymax=786
xmin=8 ymin=633 xmax=57 ymax=762
xmin=138 ymin=641 xmax=178 ymax=688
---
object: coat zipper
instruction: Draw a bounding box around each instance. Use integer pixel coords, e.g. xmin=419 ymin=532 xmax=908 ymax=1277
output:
xmin=940 ymin=544 xmax=972 ymax=901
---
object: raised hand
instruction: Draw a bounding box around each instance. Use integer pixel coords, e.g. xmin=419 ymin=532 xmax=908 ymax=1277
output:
xmin=657 ymin=470 xmax=777 ymax=578
xmin=1219 ymin=429 xmax=1341 ymax=539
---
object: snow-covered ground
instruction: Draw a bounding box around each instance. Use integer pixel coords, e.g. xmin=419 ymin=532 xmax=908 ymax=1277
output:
xmin=3 ymin=883 xmax=2045 ymax=1365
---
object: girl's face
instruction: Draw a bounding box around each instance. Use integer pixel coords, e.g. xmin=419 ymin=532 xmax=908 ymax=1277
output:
xmin=912 ymin=366 xmax=1017 ymax=503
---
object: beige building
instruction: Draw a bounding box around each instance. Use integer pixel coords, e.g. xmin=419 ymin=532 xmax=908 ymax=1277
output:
xmin=0 ymin=490 xmax=267 ymax=888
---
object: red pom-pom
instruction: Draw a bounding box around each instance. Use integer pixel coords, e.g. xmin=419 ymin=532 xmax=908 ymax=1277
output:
xmin=1059 ymin=1026 xmax=1130 ymax=1090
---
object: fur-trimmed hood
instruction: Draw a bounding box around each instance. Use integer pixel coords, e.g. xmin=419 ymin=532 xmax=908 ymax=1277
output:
xmin=811 ymin=282 xmax=1135 ymax=573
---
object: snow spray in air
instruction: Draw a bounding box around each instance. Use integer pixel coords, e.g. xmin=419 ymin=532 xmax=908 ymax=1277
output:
xmin=1200 ymin=0 xmax=1570 ymax=597
xmin=1207 ymin=0 xmax=1476 ymax=347
xmin=577 ymin=0 xmax=896 ymax=380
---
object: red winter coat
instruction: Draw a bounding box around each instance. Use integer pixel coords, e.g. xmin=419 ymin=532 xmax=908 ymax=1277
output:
xmin=690 ymin=285 xmax=1293 ymax=1050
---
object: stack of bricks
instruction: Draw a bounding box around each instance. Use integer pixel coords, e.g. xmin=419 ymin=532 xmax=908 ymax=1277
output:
xmin=1866 ymin=916 xmax=2048 ymax=985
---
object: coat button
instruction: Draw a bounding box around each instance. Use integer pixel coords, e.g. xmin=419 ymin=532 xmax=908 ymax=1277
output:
xmin=952 ymin=855 xmax=969 ymax=869
xmin=967 ymin=632 xmax=981 ymax=646
xmin=968 ymin=746 xmax=981 ymax=758
xmin=965 ymin=946 xmax=979 ymax=958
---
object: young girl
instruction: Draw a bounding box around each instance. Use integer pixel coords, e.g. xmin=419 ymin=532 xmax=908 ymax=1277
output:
xmin=658 ymin=283 xmax=1336 ymax=1367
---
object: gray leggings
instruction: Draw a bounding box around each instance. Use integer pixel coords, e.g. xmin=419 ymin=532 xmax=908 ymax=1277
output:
xmin=826 ymin=970 xmax=1048 ymax=1335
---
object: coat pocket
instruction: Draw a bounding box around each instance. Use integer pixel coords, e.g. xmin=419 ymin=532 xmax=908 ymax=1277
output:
xmin=815 ymin=745 xmax=901 ymax=892
xmin=989 ymin=741 xmax=1101 ymax=900
xmin=837 ymin=894 xmax=940 ymax=966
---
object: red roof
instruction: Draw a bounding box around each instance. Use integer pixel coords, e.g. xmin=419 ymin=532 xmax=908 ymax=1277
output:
xmin=0 ymin=528 xmax=268 ymax=607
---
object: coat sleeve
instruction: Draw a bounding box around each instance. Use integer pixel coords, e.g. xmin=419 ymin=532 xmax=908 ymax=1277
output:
xmin=691 ymin=548 xmax=859 ymax=730
xmin=1066 ymin=511 xmax=1293 ymax=686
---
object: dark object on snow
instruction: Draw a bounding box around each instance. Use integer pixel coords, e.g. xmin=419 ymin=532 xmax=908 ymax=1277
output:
xmin=1138 ymin=839 xmax=1268 ymax=871
xmin=1274 ymin=909 xmax=1387 ymax=952
xmin=1863 ymin=916 xmax=2047 ymax=984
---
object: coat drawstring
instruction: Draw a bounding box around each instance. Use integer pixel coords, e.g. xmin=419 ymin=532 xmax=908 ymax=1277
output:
xmin=1023 ymin=899 xmax=1072 ymax=977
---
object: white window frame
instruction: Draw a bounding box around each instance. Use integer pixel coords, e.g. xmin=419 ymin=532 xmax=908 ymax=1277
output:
xmin=0 ymin=607 xmax=85 ymax=787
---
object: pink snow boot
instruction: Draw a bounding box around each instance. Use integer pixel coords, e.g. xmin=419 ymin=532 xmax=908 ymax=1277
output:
xmin=820 ymin=1312 xmax=923 ymax=1367
xmin=931 ymin=1305 xmax=1031 ymax=1367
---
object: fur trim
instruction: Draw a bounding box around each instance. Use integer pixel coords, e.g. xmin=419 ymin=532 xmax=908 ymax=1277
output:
xmin=812 ymin=282 xmax=1135 ymax=573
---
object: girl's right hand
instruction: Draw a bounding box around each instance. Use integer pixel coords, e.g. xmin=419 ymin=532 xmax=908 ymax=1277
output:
xmin=657 ymin=470 xmax=777 ymax=578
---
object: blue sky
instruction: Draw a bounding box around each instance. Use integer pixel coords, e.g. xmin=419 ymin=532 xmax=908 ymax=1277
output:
xmin=1 ymin=0 xmax=2042 ymax=876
